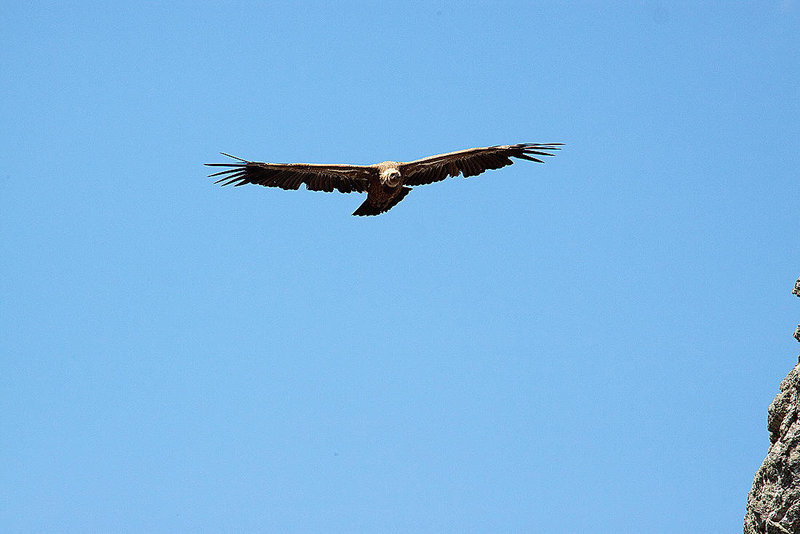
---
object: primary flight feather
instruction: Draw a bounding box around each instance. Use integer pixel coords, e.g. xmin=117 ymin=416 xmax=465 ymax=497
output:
xmin=206 ymin=143 xmax=562 ymax=216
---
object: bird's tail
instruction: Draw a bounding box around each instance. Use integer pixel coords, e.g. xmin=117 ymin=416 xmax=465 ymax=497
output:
xmin=352 ymin=187 xmax=411 ymax=216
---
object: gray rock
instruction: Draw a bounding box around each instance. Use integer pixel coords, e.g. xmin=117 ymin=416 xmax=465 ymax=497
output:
xmin=744 ymin=360 xmax=800 ymax=533
xmin=744 ymin=278 xmax=800 ymax=533
xmin=795 ymin=276 xmax=800 ymax=343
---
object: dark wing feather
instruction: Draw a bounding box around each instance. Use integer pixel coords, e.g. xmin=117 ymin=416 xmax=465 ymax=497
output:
xmin=399 ymin=143 xmax=562 ymax=186
xmin=205 ymin=153 xmax=373 ymax=194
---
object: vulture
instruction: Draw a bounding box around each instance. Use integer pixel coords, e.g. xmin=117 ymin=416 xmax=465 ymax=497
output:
xmin=206 ymin=143 xmax=562 ymax=216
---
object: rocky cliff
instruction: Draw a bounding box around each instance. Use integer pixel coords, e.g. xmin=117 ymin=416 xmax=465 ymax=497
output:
xmin=744 ymin=277 xmax=800 ymax=534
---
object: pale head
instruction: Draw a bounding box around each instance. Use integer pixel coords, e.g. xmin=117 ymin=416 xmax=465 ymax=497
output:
xmin=379 ymin=165 xmax=402 ymax=187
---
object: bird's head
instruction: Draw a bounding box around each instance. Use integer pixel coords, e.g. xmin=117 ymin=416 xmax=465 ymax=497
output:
xmin=380 ymin=168 xmax=402 ymax=187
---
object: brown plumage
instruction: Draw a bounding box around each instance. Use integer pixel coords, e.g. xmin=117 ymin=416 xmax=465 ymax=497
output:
xmin=206 ymin=143 xmax=562 ymax=216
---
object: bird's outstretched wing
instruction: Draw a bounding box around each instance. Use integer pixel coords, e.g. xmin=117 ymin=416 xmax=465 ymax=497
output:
xmin=206 ymin=153 xmax=373 ymax=194
xmin=399 ymin=143 xmax=562 ymax=186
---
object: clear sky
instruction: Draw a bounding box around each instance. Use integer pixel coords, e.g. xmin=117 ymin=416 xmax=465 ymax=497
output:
xmin=1 ymin=2 xmax=799 ymax=532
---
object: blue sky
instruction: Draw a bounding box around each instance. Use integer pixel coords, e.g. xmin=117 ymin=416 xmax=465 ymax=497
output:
xmin=1 ymin=2 xmax=798 ymax=532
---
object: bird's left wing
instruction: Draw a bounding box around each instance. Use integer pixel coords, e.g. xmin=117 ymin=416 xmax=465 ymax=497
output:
xmin=399 ymin=143 xmax=562 ymax=186
xmin=206 ymin=153 xmax=373 ymax=194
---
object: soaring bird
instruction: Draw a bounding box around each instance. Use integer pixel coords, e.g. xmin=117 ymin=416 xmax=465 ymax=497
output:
xmin=206 ymin=143 xmax=562 ymax=216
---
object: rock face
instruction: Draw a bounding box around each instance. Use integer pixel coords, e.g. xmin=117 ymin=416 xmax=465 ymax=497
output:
xmin=744 ymin=360 xmax=800 ymax=533
xmin=744 ymin=277 xmax=800 ymax=533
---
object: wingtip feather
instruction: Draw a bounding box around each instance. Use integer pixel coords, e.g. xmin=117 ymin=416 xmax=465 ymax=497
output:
xmin=220 ymin=152 xmax=248 ymax=162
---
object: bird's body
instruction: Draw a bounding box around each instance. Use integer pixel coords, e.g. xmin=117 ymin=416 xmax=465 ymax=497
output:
xmin=206 ymin=143 xmax=562 ymax=216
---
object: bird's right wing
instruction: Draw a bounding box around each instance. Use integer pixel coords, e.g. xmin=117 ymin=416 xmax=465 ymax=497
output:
xmin=206 ymin=154 xmax=373 ymax=194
